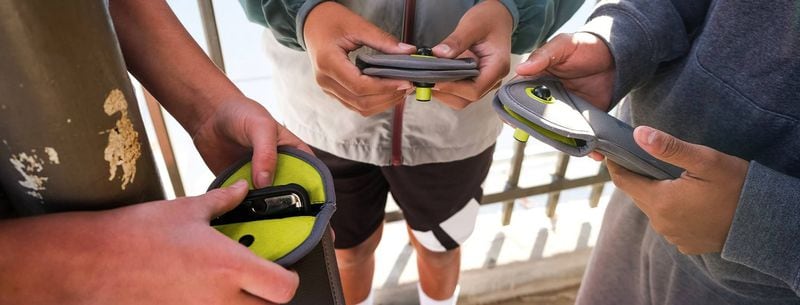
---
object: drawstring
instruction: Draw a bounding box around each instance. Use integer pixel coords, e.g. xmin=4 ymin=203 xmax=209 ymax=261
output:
xmin=391 ymin=0 xmax=416 ymax=166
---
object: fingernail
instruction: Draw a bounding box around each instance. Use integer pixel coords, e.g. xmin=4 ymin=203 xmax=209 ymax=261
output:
xmin=640 ymin=126 xmax=658 ymax=145
xmin=518 ymin=60 xmax=534 ymax=70
xmin=397 ymin=83 xmax=412 ymax=91
xmin=398 ymin=42 xmax=416 ymax=50
xmin=433 ymin=44 xmax=451 ymax=55
xmin=231 ymin=179 xmax=248 ymax=190
xmin=255 ymin=171 xmax=272 ymax=188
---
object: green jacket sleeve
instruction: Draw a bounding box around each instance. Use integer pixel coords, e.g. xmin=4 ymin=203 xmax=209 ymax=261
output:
xmin=498 ymin=0 xmax=585 ymax=54
xmin=240 ymin=0 xmax=582 ymax=54
xmin=238 ymin=0 xmax=328 ymax=51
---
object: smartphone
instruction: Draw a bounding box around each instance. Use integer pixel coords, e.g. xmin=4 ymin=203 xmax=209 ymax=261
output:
xmin=211 ymin=183 xmax=312 ymax=225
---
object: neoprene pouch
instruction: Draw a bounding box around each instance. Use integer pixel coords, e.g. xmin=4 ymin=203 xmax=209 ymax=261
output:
xmin=208 ymin=147 xmax=344 ymax=305
xmin=493 ymin=77 xmax=683 ymax=180
xmin=356 ymin=54 xmax=479 ymax=83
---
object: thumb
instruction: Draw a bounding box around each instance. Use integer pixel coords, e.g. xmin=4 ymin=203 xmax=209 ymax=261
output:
xmin=634 ymin=126 xmax=717 ymax=173
xmin=354 ymin=21 xmax=417 ymax=54
xmin=516 ymin=33 xmax=575 ymax=76
xmin=198 ymin=179 xmax=249 ymax=220
xmin=432 ymin=22 xmax=486 ymax=59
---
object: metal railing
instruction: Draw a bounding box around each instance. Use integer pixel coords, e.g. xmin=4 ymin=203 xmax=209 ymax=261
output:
xmin=385 ymin=140 xmax=610 ymax=224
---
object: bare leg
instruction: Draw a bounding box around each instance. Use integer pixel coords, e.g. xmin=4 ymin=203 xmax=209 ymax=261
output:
xmin=407 ymin=226 xmax=461 ymax=300
xmin=336 ymin=223 xmax=384 ymax=305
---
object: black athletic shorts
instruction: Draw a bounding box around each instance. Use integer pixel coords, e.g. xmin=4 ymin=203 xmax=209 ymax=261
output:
xmin=312 ymin=145 xmax=495 ymax=251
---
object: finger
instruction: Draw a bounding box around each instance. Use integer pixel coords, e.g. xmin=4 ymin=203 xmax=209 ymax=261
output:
xmin=431 ymin=91 xmax=471 ymax=110
xmin=605 ymin=160 xmax=661 ymax=214
xmin=314 ymin=47 xmax=412 ymax=96
xmin=587 ymin=151 xmax=605 ymax=161
xmin=633 ymin=126 xmax=718 ymax=175
xmin=197 ymin=179 xmax=249 ymax=220
xmin=435 ymin=51 xmax=509 ymax=101
xmin=317 ymin=75 xmax=406 ymax=115
xmin=242 ymin=113 xmax=280 ymax=188
xmin=516 ymin=33 xmax=573 ymax=76
xmin=434 ymin=70 xmax=504 ymax=103
xmin=238 ymin=291 xmax=279 ymax=305
xmin=676 ymin=245 xmax=701 ymax=255
xmin=432 ymin=19 xmax=487 ymax=59
xmin=239 ymin=259 xmax=299 ymax=304
xmin=346 ymin=14 xmax=417 ymax=54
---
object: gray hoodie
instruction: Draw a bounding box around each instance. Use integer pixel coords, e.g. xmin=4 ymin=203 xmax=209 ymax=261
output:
xmin=577 ymin=0 xmax=800 ymax=303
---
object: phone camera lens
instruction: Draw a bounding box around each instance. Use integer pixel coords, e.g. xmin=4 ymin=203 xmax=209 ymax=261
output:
xmin=250 ymin=200 xmax=268 ymax=215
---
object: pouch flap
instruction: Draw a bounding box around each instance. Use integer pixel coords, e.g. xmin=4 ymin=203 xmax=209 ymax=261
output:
xmin=494 ymin=77 xmax=683 ymax=180
xmin=494 ymin=77 xmax=597 ymax=156
xmin=356 ymin=54 xmax=477 ymax=70
xmin=361 ymin=67 xmax=479 ymax=83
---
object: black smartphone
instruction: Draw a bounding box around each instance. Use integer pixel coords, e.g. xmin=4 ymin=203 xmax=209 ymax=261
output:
xmin=211 ymin=183 xmax=312 ymax=225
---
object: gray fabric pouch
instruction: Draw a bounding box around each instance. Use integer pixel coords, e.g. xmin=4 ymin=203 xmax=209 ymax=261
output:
xmin=493 ymin=77 xmax=683 ymax=180
xmin=356 ymin=54 xmax=479 ymax=83
xmin=208 ymin=147 xmax=344 ymax=305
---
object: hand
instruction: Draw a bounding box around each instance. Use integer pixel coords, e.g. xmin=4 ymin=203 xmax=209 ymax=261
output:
xmin=109 ymin=0 xmax=309 ymax=188
xmin=0 ymin=181 xmax=299 ymax=304
xmin=516 ymin=32 xmax=616 ymax=111
xmin=191 ymin=96 xmax=311 ymax=188
xmin=303 ymin=2 xmax=417 ymax=116
xmin=430 ymin=0 xmax=513 ymax=109
xmin=606 ymin=126 xmax=749 ymax=254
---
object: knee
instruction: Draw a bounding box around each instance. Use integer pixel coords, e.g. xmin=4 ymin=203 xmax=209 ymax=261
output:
xmin=415 ymin=246 xmax=460 ymax=268
xmin=335 ymin=236 xmax=381 ymax=267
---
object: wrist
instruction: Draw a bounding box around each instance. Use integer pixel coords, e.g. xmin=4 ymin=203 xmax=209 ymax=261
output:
xmin=302 ymin=2 xmax=347 ymax=49
xmin=183 ymin=91 xmax=247 ymax=137
xmin=487 ymin=0 xmax=519 ymax=34
xmin=295 ymin=0 xmax=333 ymax=50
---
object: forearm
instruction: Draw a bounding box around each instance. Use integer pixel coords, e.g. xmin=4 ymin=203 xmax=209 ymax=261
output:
xmin=0 ymin=213 xmax=101 ymax=303
xmin=722 ymin=161 xmax=800 ymax=295
xmin=109 ymin=0 xmax=242 ymax=135
xmin=579 ymin=0 xmax=710 ymax=104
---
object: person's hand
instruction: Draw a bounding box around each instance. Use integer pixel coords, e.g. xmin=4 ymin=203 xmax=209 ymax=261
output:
xmin=430 ymin=0 xmax=513 ymax=109
xmin=0 ymin=180 xmax=299 ymax=304
xmin=516 ymin=32 xmax=616 ymax=111
xmin=191 ymin=96 xmax=311 ymax=188
xmin=303 ymin=2 xmax=417 ymax=116
xmin=606 ymin=126 xmax=749 ymax=255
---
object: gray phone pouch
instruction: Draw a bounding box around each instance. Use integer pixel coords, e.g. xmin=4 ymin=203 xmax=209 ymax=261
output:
xmin=493 ymin=77 xmax=683 ymax=180
xmin=356 ymin=53 xmax=478 ymax=101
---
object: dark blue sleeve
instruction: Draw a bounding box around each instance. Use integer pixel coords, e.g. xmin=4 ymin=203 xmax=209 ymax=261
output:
xmin=580 ymin=0 xmax=712 ymax=103
xmin=722 ymin=161 xmax=800 ymax=296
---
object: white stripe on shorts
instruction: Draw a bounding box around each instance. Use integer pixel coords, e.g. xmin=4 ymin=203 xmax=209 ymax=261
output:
xmin=410 ymin=198 xmax=480 ymax=252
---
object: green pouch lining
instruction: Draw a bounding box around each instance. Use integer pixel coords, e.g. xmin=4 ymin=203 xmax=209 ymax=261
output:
xmin=209 ymin=147 xmax=336 ymax=266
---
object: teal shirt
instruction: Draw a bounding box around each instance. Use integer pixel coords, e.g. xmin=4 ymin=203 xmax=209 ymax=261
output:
xmin=238 ymin=0 xmax=584 ymax=54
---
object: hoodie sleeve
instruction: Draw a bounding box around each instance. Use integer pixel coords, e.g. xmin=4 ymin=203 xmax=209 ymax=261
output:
xmin=721 ymin=161 xmax=800 ymax=296
xmin=238 ymin=0 xmax=328 ymax=51
xmin=579 ymin=0 xmax=710 ymax=104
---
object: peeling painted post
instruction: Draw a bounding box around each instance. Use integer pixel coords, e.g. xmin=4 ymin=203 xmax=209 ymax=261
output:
xmin=0 ymin=1 xmax=164 ymax=216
